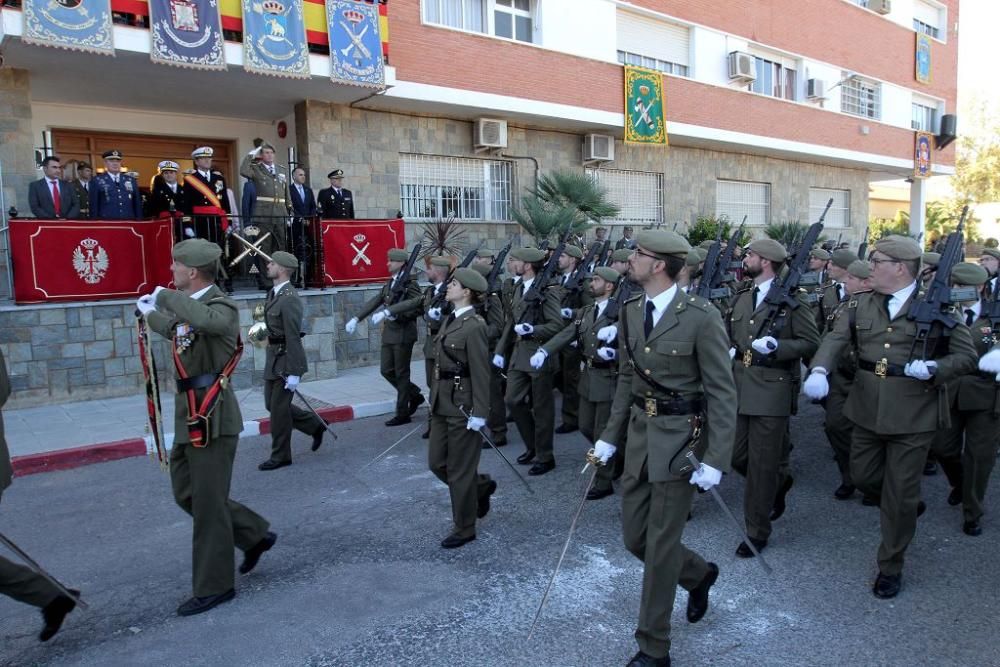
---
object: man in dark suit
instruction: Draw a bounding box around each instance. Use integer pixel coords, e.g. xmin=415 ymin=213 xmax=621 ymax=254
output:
xmin=89 ymin=149 xmax=143 ymax=220
xmin=28 ymin=156 xmax=80 ymax=219
xmin=288 ymin=167 xmax=316 ymax=287
xmin=615 ymin=226 xmax=636 ymax=250
xmin=317 ymin=169 xmax=354 ymax=219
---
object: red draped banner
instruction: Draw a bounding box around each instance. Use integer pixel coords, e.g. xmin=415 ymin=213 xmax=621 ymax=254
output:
xmin=318 ymin=218 xmax=405 ymax=286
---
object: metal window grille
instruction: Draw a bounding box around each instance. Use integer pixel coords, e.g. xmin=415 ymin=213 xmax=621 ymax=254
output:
xmin=616 ymin=50 xmax=689 ymax=77
xmin=911 ymin=103 xmax=937 ymax=132
xmin=809 ymin=188 xmax=850 ymax=228
xmin=399 ymin=154 xmax=514 ymax=221
xmin=840 ymin=75 xmax=881 ymax=120
xmin=423 ymin=0 xmax=485 ymax=33
xmin=716 ymin=180 xmax=770 ymax=227
xmin=586 ymin=168 xmax=663 ymax=227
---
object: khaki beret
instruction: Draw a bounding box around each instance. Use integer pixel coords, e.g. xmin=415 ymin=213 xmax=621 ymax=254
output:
xmin=981 ymin=247 xmax=1000 ymax=260
xmin=593 ymin=266 xmax=621 ymax=283
xmin=470 ymin=263 xmax=492 ymax=277
xmin=270 ymin=251 xmax=298 ymax=270
xmin=747 ymin=239 xmax=788 ymax=263
xmin=511 ymin=247 xmax=546 ymax=263
xmin=875 ymin=235 xmax=922 ymax=261
xmin=847 ymin=260 xmax=871 ymax=279
xmin=635 ymin=230 xmax=691 ymax=260
xmin=921 ymin=252 xmax=941 ymax=267
xmin=453 ymin=267 xmax=487 ymax=293
xmin=476 ymin=248 xmax=495 ymax=258
xmin=388 ymin=248 xmax=409 ymax=262
xmin=951 ymin=262 xmax=989 ymax=286
xmin=698 ymin=239 xmax=715 ymax=250
xmin=172 ymin=239 xmax=221 ymax=268
xmin=810 ymin=248 xmax=831 ymax=261
xmin=429 ymin=255 xmax=453 ymax=268
xmin=563 ymin=244 xmax=583 ymax=259
xmin=831 ymin=249 xmax=856 ymax=269
xmin=611 ymin=248 xmax=632 ymax=263
xmin=686 ymin=247 xmax=708 ymax=267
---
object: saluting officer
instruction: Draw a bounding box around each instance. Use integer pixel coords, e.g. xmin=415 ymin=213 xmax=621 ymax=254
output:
xmin=317 ymin=169 xmax=355 ymax=219
xmin=89 ymin=149 xmax=143 ymax=220
xmin=240 ymin=142 xmax=290 ymax=290
xmin=804 ymin=235 xmax=977 ymax=599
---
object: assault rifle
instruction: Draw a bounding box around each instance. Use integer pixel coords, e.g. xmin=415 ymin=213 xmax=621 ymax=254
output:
xmin=603 ymin=278 xmax=637 ymax=324
xmin=697 ymin=218 xmax=745 ymax=301
xmin=430 ymin=245 xmax=480 ymax=311
xmin=388 ymin=244 xmax=422 ymax=305
xmin=858 ymin=225 xmax=870 ymax=260
xmin=563 ymin=239 xmax=604 ymax=298
xmin=694 ymin=223 xmax=725 ymax=298
xmin=486 ymin=240 xmax=513 ymax=295
xmin=522 ymin=227 xmax=571 ymax=324
xmin=596 ymin=240 xmax=612 ymax=267
xmin=987 ymin=267 xmax=1000 ymax=336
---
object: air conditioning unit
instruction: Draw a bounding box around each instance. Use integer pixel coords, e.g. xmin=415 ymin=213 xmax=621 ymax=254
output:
xmin=583 ymin=134 xmax=614 ymax=162
xmin=806 ymin=78 xmax=825 ymax=100
xmin=871 ymin=0 xmax=891 ymax=15
xmin=474 ymin=118 xmax=508 ymax=150
xmin=728 ymin=51 xmax=756 ymax=82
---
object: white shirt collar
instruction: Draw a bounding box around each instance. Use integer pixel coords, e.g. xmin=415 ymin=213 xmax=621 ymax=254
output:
xmin=886 ymin=281 xmax=918 ymax=319
xmin=190 ymin=285 xmax=214 ymax=300
xmin=644 ymin=284 xmax=678 ymax=328
xmin=753 ymin=277 xmax=773 ymax=308
xmin=453 ymin=305 xmax=474 ymax=318
xmin=272 ymin=280 xmax=290 ymax=295
xmin=965 ymin=301 xmax=982 ymax=320
xmin=595 ymin=298 xmax=609 ymax=318
xmin=47 ymin=178 xmax=60 ymax=186
xmin=521 ymin=276 xmax=534 ymax=291
xmin=434 ymin=282 xmax=444 ymax=293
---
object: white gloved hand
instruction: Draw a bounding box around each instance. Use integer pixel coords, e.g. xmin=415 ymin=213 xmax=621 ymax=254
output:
xmin=427 ymin=307 xmax=442 ymax=321
xmin=803 ymin=371 xmax=830 ymax=399
xmin=514 ymin=323 xmax=535 ymax=337
xmin=729 ymin=347 xmax=736 ymax=360
xmin=345 ymin=317 xmax=358 ymax=334
xmin=979 ymin=349 xmax=1000 ymax=373
xmin=560 ymin=307 xmax=573 ymax=319
xmin=689 ymin=463 xmax=723 ymax=491
xmin=596 ymin=325 xmax=618 ymax=343
xmin=184 ymin=227 xmax=196 ymax=238
xmin=136 ymin=295 xmax=156 ymax=316
xmin=466 ymin=416 xmax=486 ymax=431
xmin=751 ymin=336 xmax=778 ymax=355
xmin=492 ymin=354 xmax=505 ymax=369
xmin=371 ymin=309 xmax=390 ymax=326
xmin=904 ymin=360 xmax=936 ymax=380
xmin=249 ymin=146 xmax=262 ymax=158
xmin=596 ymin=347 xmax=617 ymax=361
xmin=152 ymin=286 xmax=166 ymax=300
xmin=529 ymin=349 xmax=548 ymax=370
xmin=284 ymin=375 xmax=300 ymax=391
xmin=594 ymin=439 xmax=617 ymax=464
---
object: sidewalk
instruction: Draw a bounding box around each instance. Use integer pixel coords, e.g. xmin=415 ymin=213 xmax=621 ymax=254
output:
xmin=6 ymin=360 xmax=426 ymax=476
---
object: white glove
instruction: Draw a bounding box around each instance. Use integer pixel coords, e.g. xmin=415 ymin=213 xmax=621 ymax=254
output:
xmin=284 ymin=375 xmax=300 ymax=391
xmin=466 ymin=416 xmax=486 ymax=432
xmin=596 ymin=325 xmax=618 ymax=343
xmin=530 ymin=349 xmax=548 ymax=369
xmin=152 ymin=286 xmax=166 ymax=300
xmin=729 ymin=347 xmax=736 ymax=360
xmin=249 ymin=146 xmax=262 ymax=158
xmin=514 ymin=323 xmax=535 ymax=337
xmin=345 ymin=317 xmax=358 ymax=334
xmin=594 ymin=439 xmax=616 ymax=464
xmin=904 ymin=360 xmax=937 ymax=381
xmin=596 ymin=347 xmax=616 ymax=361
xmin=371 ymin=309 xmax=390 ymax=326
xmin=751 ymin=336 xmax=778 ymax=355
xmin=492 ymin=354 xmax=505 ymax=369
xmin=979 ymin=349 xmax=1000 ymax=373
xmin=184 ymin=227 xmax=196 ymax=238
xmin=136 ymin=295 xmax=156 ymax=316
xmin=803 ymin=371 xmax=829 ymax=399
xmin=560 ymin=307 xmax=573 ymax=319
xmin=427 ymin=307 xmax=442 ymax=321
xmin=689 ymin=463 xmax=723 ymax=491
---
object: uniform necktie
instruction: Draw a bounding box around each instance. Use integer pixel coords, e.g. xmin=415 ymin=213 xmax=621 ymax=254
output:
xmin=884 ymin=294 xmax=893 ymax=317
xmin=445 ymin=312 xmax=456 ymax=327
xmin=752 ymin=286 xmax=760 ymax=310
xmin=965 ymin=309 xmax=975 ymax=326
xmin=835 ymin=284 xmax=842 ymax=302
xmin=644 ymin=299 xmax=655 ymax=338
xmin=50 ymin=181 xmax=61 ymax=216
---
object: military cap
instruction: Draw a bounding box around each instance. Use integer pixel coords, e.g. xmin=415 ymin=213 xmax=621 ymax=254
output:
xmin=191 ymin=147 xmax=214 ymax=159
xmin=698 ymin=239 xmax=715 ymax=251
xmin=388 ymin=248 xmax=409 ymax=262
xmin=476 ymin=248 xmax=495 ymax=258
xmin=635 ymin=230 xmax=691 ymax=260
xmin=982 ymin=247 xmax=1000 ymax=260
xmin=592 ymin=266 xmax=620 ymax=283
xmin=78 ymin=161 xmax=91 ymax=170
xmin=847 ymin=260 xmax=871 ymax=279
xmin=747 ymin=238 xmax=788 ymax=263
xmin=269 ymin=251 xmax=298 ymax=270
xmin=951 ymin=262 xmax=989 ymax=286
xmin=157 ymin=160 xmax=179 ymax=173
xmin=875 ymin=235 xmax=922 ymax=261
xmin=922 ymin=252 xmax=941 ymax=267
xmin=810 ymin=247 xmax=831 ymax=261
xmin=102 ymin=149 xmax=124 ymax=160
xmin=429 ymin=255 xmax=453 ymax=268
xmin=563 ymin=244 xmax=583 ymax=259
xmin=327 ymin=169 xmax=344 ymax=179
xmin=470 ymin=263 xmax=492 ymax=277
xmin=831 ymin=248 xmax=856 ymax=269
xmin=172 ymin=239 xmax=221 ymax=267
xmin=511 ymin=247 xmax=546 ymax=263
xmin=686 ymin=247 xmax=708 ymax=267
xmin=453 ymin=267 xmax=487 ymax=293
xmin=611 ymin=248 xmax=632 ymax=263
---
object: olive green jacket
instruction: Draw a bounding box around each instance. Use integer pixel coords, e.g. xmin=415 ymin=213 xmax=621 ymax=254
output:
xmin=356 ymin=277 xmax=422 ymax=345
xmin=495 ymin=277 xmax=564 ymax=372
xmin=543 ymin=300 xmax=619 ymax=403
xmin=817 ymin=282 xmax=845 ymax=334
xmin=264 ymin=282 xmax=308 ymax=381
xmin=430 ymin=309 xmax=491 ymax=419
xmin=388 ymin=283 xmax=447 ymax=358
xmin=948 ymin=307 xmax=999 ymax=413
xmin=0 ymin=347 xmax=12 ymax=499
xmin=239 ymin=154 xmax=290 ymax=221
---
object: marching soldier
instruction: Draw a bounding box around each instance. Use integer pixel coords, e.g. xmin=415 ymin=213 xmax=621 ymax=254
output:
xmin=729 ymin=239 xmax=820 ymax=557
xmin=240 ymin=142 xmax=290 ymax=291
xmin=553 ymin=245 xmax=593 ymax=434
xmin=471 ymin=261 xmax=508 ymax=447
xmin=980 ymin=247 xmax=999 ymax=295
xmin=804 ymin=235 xmax=977 ymax=598
xmin=317 ymin=169 xmax=355 ymax=219
xmin=258 ymin=251 xmax=327 ymax=471
xmin=345 ymin=249 xmax=424 ymax=426
xmin=89 ymin=149 xmax=143 ymax=220
xmin=919 ymin=252 xmax=940 ymax=289
xmin=428 ymin=268 xmax=495 ymax=548
xmin=815 ymin=249 xmax=855 ymax=334
xmin=593 ymin=230 xmax=737 ymax=667
xmin=136 ymin=239 xmax=276 ymax=616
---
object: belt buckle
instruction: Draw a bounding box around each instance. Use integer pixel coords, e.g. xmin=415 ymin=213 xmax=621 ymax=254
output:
xmin=644 ymin=398 xmax=658 ymax=418
xmin=453 ymin=375 xmax=462 ymax=388
xmin=742 ymin=349 xmax=753 ymax=368
xmin=875 ymin=358 xmax=888 ymax=378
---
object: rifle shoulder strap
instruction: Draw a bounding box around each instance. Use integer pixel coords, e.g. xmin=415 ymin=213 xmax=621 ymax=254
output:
xmin=620 ymin=299 xmax=679 ymax=398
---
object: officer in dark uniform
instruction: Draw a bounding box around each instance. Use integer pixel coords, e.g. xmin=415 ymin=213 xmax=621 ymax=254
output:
xmin=182 ymin=147 xmax=232 ymax=260
xmin=317 ymin=169 xmax=355 ymax=219
xmin=89 ymin=149 xmax=143 ymax=220
xmin=148 ymin=160 xmax=185 ymax=224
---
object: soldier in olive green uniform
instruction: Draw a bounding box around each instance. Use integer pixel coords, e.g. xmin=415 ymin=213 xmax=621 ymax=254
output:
xmin=258 ymin=251 xmax=326 ymax=471
xmin=805 ymin=248 xmax=832 ymax=331
xmin=428 ymin=268 xmax=496 ymax=548
xmin=552 ymin=245 xmax=593 ymax=434
xmin=0 ymin=348 xmax=79 ymax=641
xmin=345 ymin=249 xmax=424 ymax=425
xmin=728 ymin=239 xmax=820 ymax=556
xmin=472 ymin=260 xmax=508 ymax=447
xmin=593 ymin=231 xmax=737 ymax=667
xmin=816 ymin=249 xmax=855 ymax=335
xmin=240 ymin=142 xmax=290 ymax=289
xmin=137 ymin=240 xmax=275 ymax=616
xmin=805 ymin=235 xmax=977 ymax=598
xmin=493 ymin=247 xmax=563 ymax=476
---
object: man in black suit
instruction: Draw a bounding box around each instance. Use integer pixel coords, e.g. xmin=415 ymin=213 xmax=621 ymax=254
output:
xmin=615 ymin=226 xmax=636 ymax=250
xmin=28 ymin=156 xmax=80 ymax=219
xmin=288 ymin=167 xmax=316 ymax=288
xmin=317 ymin=169 xmax=354 ymax=219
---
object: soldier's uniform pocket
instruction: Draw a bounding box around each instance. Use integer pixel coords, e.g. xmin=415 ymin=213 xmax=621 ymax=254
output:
xmin=657 ymin=340 xmax=695 ymax=374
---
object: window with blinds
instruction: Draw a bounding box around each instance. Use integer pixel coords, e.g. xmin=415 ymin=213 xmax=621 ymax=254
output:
xmin=616 ymin=11 xmax=690 ymax=75
xmin=586 ymin=168 xmax=663 ymax=227
xmin=716 ymin=180 xmax=770 ymax=227
xmin=913 ymin=0 xmax=943 ymax=39
xmin=809 ymin=188 xmax=850 ymax=228
xmin=399 ymin=154 xmax=514 ymax=221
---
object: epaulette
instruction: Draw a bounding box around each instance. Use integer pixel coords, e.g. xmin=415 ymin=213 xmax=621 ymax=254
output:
xmin=184 ymin=169 xmax=195 ymax=175
xmin=734 ymin=283 xmax=754 ymax=296
xmin=212 ymin=170 xmax=223 ymax=176
xmin=624 ymin=292 xmax=643 ymax=304
xmin=681 ymin=293 xmax=713 ymax=312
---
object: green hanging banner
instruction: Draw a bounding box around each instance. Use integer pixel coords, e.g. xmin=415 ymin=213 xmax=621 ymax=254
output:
xmin=624 ymin=66 xmax=667 ymax=146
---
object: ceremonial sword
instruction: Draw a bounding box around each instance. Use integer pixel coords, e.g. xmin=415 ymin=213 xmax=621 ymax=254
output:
xmin=283 ymin=381 xmax=338 ymax=442
xmin=458 ymin=406 xmax=533 ymax=495
xmin=230 ymin=232 xmax=274 ymax=267
xmin=0 ymin=532 xmax=88 ymax=609
xmin=360 ymin=423 xmax=424 ymax=470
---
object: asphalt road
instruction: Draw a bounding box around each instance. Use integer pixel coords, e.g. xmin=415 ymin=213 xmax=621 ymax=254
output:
xmin=2 ymin=399 xmax=998 ymax=666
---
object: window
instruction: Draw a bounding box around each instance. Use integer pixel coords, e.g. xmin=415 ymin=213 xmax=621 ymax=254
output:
xmin=911 ymin=102 xmax=937 ymax=132
xmin=585 ymin=168 xmax=663 ymax=227
xmin=422 ymin=0 xmax=533 ymax=43
xmin=913 ymin=0 xmax=943 ymax=39
xmin=494 ymin=0 xmax=531 ymax=42
xmin=423 ymin=0 xmax=485 ymax=33
xmin=913 ymin=18 xmax=939 ymax=38
xmin=616 ymin=11 xmax=690 ymax=77
xmin=809 ymin=188 xmax=850 ymax=228
xmin=851 ymin=0 xmax=870 ymax=7
xmin=749 ymin=56 xmax=796 ymax=100
xmin=716 ymin=180 xmax=770 ymax=227
xmin=399 ymin=154 xmax=514 ymax=221
xmin=616 ymin=51 xmax=689 ymax=77
xmin=840 ymin=75 xmax=880 ymax=119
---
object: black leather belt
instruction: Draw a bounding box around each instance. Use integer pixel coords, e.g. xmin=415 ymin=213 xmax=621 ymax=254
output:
xmin=586 ymin=357 xmax=615 ymax=369
xmin=977 ymin=370 xmax=999 ymax=382
xmin=857 ymin=358 xmax=906 ymax=377
xmin=735 ymin=347 xmax=794 ymax=370
xmin=435 ymin=367 xmax=470 ymax=380
xmin=267 ymin=336 xmax=286 ymax=345
xmin=176 ymin=374 xmax=218 ymax=392
xmin=632 ymin=395 xmax=703 ymax=417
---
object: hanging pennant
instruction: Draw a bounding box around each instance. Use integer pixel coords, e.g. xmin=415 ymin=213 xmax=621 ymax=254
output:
xmin=327 ymin=0 xmax=384 ymax=88
xmin=149 ymin=0 xmax=226 ymax=69
xmin=242 ymin=0 xmax=310 ymax=78
xmin=23 ymin=0 xmax=115 ymax=55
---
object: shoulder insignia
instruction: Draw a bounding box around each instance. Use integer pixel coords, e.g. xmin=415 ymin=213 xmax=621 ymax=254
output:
xmin=683 ymin=294 xmax=713 ymax=312
xmin=734 ymin=284 xmax=754 ymax=296
xmin=212 ymin=170 xmax=223 ymax=176
xmin=184 ymin=169 xmax=195 ymax=175
xmin=623 ymin=292 xmax=643 ymax=304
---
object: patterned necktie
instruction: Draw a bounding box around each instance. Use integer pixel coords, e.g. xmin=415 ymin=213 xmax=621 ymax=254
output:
xmin=644 ymin=299 xmax=655 ymax=338
xmin=965 ymin=309 xmax=975 ymax=326
xmin=51 ymin=181 xmax=61 ymax=216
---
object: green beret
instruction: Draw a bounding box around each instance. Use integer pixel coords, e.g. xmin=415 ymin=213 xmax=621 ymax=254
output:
xmin=476 ymin=248 xmax=495 ymax=258
xmin=982 ymin=248 xmax=1000 ymax=260
xmin=747 ymin=239 xmax=788 ymax=263
xmin=592 ymin=266 xmax=620 ymax=283
xmin=875 ymin=235 xmax=922 ymax=261
xmin=388 ymin=248 xmax=409 ymax=262
xmin=951 ymin=262 xmax=989 ymax=286
xmin=847 ymin=260 xmax=871 ymax=279
xmin=810 ymin=248 xmax=831 ymax=261
xmin=511 ymin=246 xmax=546 ymax=263
xmin=635 ymin=230 xmax=691 ymax=260
xmin=563 ymin=245 xmax=583 ymax=259
xmin=611 ymin=248 xmax=632 ymax=263
xmin=686 ymin=248 xmax=708 ymax=267
xmin=470 ymin=263 xmax=492 ymax=277
xmin=831 ymin=249 xmax=856 ymax=269
xmin=698 ymin=240 xmax=715 ymax=250
xmin=453 ymin=267 xmax=487 ymax=293
xmin=429 ymin=255 xmax=453 ymax=268
xmin=270 ymin=250 xmax=298 ymax=270
xmin=172 ymin=239 xmax=221 ymax=268
xmin=921 ymin=252 xmax=941 ymax=267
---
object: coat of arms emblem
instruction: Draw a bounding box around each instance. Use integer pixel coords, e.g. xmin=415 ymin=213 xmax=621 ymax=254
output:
xmin=72 ymin=238 xmax=110 ymax=284
xmin=169 ymin=0 xmax=199 ymax=32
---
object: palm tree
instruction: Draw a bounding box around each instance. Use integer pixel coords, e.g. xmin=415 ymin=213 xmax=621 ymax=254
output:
xmin=513 ymin=170 xmax=621 ymax=244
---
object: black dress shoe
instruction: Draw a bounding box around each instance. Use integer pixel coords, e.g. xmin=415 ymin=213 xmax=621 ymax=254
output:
xmin=478 ymin=480 xmax=497 ymax=519
xmin=917 ymin=500 xmax=926 ymax=517
xmin=770 ymin=476 xmax=794 ymax=521
xmin=528 ymin=461 xmax=555 ymax=476
xmin=834 ymin=483 xmax=856 ymax=500
xmin=862 ymin=494 xmax=880 ymax=506
xmin=421 ymin=426 xmax=430 ymax=439
xmin=240 ymin=531 xmax=277 ymax=574
xmin=39 ymin=590 xmax=78 ymax=641
xmin=923 ymin=459 xmax=938 ymax=475
xmin=555 ymin=423 xmax=578 ymax=434
xmin=408 ymin=393 xmax=426 ymax=416
xmin=441 ymin=533 xmax=476 ymax=549
xmin=586 ymin=486 xmax=614 ymax=501
xmin=258 ymin=459 xmax=292 ymax=471
xmin=626 ymin=650 xmax=670 ymax=666
xmin=516 ymin=450 xmax=536 ymax=465
xmin=385 ymin=415 xmax=411 ymax=426
xmin=947 ymin=487 xmax=962 ymax=506
xmin=735 ymin=537 xmax=767 ymax=558
xmin=686 ymin=562 xmax=719 ymax=623
xmin=311 ymin=422 xmax=328 ymax=452
xmin=177 ymin=589 xmax=236 ymax=616
xmin=963 ymin=520 xmax=982 ymax=536
xmin=873 ymin=572 xmax=901 ymax=599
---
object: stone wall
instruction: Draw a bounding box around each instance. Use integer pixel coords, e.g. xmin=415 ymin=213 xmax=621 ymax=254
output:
xmin=0 ymin=68 xmax=36 ymax=301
